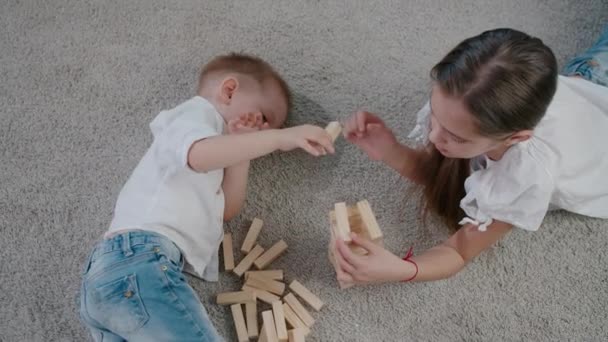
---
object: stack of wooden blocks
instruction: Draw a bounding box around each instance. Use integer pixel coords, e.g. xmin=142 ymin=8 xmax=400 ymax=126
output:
xmin=218 ymin=218 xmax=324 ymax=342
xmin=328 ymin=200 xmax=384 ymax=289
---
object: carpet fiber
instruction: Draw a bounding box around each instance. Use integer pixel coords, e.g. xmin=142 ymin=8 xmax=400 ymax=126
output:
xmin=1 ymin=1 xmax=607 ymax=341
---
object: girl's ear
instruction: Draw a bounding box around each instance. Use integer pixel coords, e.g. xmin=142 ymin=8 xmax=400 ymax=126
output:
xmin=505 ymin=129 xmax=533 ymax=146
xmin=219 ymin=77 xmax=238 ymax=105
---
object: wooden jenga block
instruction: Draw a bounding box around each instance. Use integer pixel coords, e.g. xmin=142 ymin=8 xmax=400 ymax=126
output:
xmin=356 ymin=200 xmax=383 ymax=242
xmin=246 ymin=301 xmax=258 ymax=339
xmin=288 ymin=329 xmax=305 ymax=342
xmin=245 ymin=270 xmax=284 ymax=281
xmin=282 ymin=304 xmax=310 ymax=335
xmin=222 ymin=233 xmax=235 ymax=271
xmin=262 ymin=310 xmax=279 ymax=342
xmin=254 ymin=240 xmax=288 ymax=269
xmin=234 ymin=244 xmax=265 ymax=277
xmin=283 ymin=293 xmax=314 ymax=327
xmin=325 ymin=121 xmax=342 ymax=142
xmin=242 ymin=218 xmax=264 ymax=253
xmin=334 ymin=202 xmax=352 ymax=242
xmin=243 ymin=285 xmax=281 ymax=304
xmin=288 ymin=280 xmax=324 ymax=311
xmin=217 ymin=291 xmax=256 ymax=305
xmin=230 ymin=304 xmax=249 ymax=342
xmin=259 ymin=323 xmax=268 ymax=342
xmin=245 ymin=276 xmax=285 ymax=295
xmin=272 ymin=301 xmax=288 ymax=342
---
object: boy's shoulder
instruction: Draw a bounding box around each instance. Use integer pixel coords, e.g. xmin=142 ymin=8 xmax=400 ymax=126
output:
xmin=150 ymin=97 xmax=224 ymax=137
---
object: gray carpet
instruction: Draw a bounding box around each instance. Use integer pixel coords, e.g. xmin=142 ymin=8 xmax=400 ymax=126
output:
xmin=2 ymin=1 xmax=607 ymax=341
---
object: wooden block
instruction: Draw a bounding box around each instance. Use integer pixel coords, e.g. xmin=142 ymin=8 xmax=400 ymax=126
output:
xmin=245 ymin=270 xmax=284 ymax=281
xmin=262 ymin=310 xmax=279 ymax=342
xmin=222 ymin=233 xmax=235 ymax=271
xmin=356 ymin=200 xmax=383 ymax=241
xmin=243 ymin=285 xmax=281 ymax=304
xmin=217 ymin=291 xmax=256 ymax=305
xmin=230 ymin=304 xmax=249 ymax=342
xmin=246 ymin=276 xmax=285 ymax=295
xmin=283 ymin=293 xmax=314 ymax=327
xmin=242 ymin=218 xmax=264 ymax=253
xmin=325 ymin=121 xmax=342 ymax=142
xmin=246 ymin=301 xmax=258 ymax=339
xmin=259 ymin=323 xmax=268 ymax=342
xmin=288 ymin=329 xmax=305 ymax=342
xmin=334 ymin=202 xmax=352 ymax=242
xmin=272 ymin=301 xmax=288 ymax=342
xmin=289 ymin=280 xmax=324 ymax=311
xmin=282 ymin=304 xmax=310 ymax=335
xmin=234 ymin=244 xmax=265 ymax=277
xmin=254 ymin=240 xmax=288 ymax=269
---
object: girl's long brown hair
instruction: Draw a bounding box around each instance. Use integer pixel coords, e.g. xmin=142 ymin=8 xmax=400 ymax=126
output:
xmin=417 ymin=28 xmax=558 ymax=230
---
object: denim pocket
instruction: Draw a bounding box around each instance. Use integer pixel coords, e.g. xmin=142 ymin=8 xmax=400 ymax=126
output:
xmin=92 ymin=274 xmax=149 ymax=334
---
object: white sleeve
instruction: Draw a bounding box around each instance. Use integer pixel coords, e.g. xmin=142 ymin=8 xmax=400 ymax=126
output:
xmin=149 ymin=98 xmax=222 ymax=168
xmin=407 ymin=101 xmax=431 ymax=145
xmin=460 ymin=146 xmax=555 ymax=232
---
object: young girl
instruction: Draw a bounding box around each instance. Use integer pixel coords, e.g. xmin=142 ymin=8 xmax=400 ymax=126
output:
xmin=335 ymin=27 xmax=608 ymax=285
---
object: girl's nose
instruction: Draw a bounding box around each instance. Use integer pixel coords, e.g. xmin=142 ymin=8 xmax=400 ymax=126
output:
xmin=428 ymin=125 xmax=446 ymax=145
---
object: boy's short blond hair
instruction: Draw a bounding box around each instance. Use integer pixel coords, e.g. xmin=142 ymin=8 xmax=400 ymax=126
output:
xmin=198 ymin=53 xmax=292 ymax=111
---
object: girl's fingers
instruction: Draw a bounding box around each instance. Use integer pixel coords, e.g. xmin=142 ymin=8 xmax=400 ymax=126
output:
xmin=350 ymin=233 xmax=379 ymax=254
xmin=336 ymin=239 xmax=362 ymax=268
xmin=334 ymin=247 xmax=356 ymax=274
xmin=356 ymin=111 xmax=368 ymax=133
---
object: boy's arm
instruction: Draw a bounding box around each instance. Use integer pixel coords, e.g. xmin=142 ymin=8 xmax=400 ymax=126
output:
xmin=222 ymin=161 xmax=250 ymax=221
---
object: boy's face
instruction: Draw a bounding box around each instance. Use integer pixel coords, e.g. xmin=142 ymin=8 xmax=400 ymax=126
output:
xmin=217 ymin=76 xmax=288 ymax=129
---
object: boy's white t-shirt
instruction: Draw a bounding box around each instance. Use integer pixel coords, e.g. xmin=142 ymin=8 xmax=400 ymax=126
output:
xmin=107 ymin=96 xmax=226 ymax=280
xmin=409 ymin=76 xmax=608 ymax=231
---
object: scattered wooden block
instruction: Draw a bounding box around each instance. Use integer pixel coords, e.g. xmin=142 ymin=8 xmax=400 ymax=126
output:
xmin=356 ymin=200 xmax=383 ymax=242
xmin=217 ymin=291 xmax=256 ymax=305
xmin=254 ymin=240 xmax=288 ymax=269
xmin=245 ymin=276 xmax=285 ymax=295
xmin=262 ymin=310 xmax=279 ymax=342
xmin=243 ymin=285 xmax=281 ymax=304
xmin=272 ymin=301 xmax=288 ymax=342
xmin=283 ymin=293 xmax=314 ymax=327
xmin=288 ymin=329 xmax=305 ymax=342
xmin=334 ymin=202 xmax=352 ymax=242
xmin=259 ymin=323 xmax=268 ymax=342
xmin=242 ymin=218 xmax=264 ymax=253
xmin=325 ymin=121 xmax=342 ymax=142
xmin=234 ymin=244 xmax=265 ymax=277
xmin=246 ymin=301 xmax=258 ymax=339
xmin=282 ymin=304 xmax=310 ymax=335
xmin=288 ymin=280 xmax=324 ymax=311
xmin=230 ymin=304 xmax=249 ymax=342
xmin=245 ymin=270 xmax=284 ymax=281
xmin=222 ymin=233 xmax=235 ymax=271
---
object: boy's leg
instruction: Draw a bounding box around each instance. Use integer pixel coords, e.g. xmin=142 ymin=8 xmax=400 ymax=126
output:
xmin=563 ymin=25 xmax=608 ymax=86
xmin=80 ymin=233 xmax=223 ymax=342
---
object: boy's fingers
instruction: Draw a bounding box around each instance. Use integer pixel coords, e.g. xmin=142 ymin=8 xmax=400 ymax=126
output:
xmin=301 ymin=141 xmax=321 ymax=156
xmin=356 ymin=111 xmax=367 ymax=133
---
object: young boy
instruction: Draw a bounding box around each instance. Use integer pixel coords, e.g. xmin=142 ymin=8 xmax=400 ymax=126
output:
xmin=79 ymin=53 xmax=335 ymax=341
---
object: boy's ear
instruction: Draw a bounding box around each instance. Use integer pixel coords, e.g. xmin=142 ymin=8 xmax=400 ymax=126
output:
xmin=219 ymin=77 xmax=238 ymax=105
xmin=505 ymin=129 xmax=533 ymax=146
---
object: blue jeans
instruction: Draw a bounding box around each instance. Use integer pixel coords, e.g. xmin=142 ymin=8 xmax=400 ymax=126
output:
xmin=79 ymin=231 xmax=223 ymax=342
xmin=563 ymin=25 xmax=608 ymax=86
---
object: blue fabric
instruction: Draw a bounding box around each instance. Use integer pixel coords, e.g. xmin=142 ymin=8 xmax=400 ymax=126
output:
xmin=79 ymin=231 xmax=223 ymax=342
xmin=563 ymin=25 xmax=608 ymax=86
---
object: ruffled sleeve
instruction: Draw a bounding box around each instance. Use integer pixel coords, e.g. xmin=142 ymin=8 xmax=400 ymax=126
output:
xmin=460 ymin=144 xmax=555 ymax=232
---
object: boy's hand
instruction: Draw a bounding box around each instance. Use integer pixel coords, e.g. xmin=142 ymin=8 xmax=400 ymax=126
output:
xmin=228 ymin=112 xmax=270 ymax=134
xmin=344 ymin=111 xmax=398 ymax=160
xmin=334 ymin=233 xmax=414 ymax=284
xmin=278 ymin=124 xmax=335 ymax=156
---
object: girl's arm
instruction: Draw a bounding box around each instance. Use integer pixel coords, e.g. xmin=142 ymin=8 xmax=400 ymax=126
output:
xmin=343 ymin=111 xmax=426 ymax=183
xmin=334 ymin=220 xmax=513 ymax=284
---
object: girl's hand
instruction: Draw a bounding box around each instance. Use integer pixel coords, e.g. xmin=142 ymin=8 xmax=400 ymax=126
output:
xmin=334 ymin=233 xmax=413 ymax=285
xmin=277 ymin=124 xmax=335 ymax=156
xmin=228 ymin=112 xmax=270 ymax=134
xmin=343 ymin=111 xmax=398 ymax=160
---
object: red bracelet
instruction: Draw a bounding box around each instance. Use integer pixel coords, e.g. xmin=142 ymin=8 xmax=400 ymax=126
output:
xmin=401 ymin=246 xmax=418 ymax=282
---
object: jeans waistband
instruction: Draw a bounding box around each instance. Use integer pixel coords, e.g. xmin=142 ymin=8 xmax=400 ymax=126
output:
xmin=90 ymin=230 xmax=182 ymax=264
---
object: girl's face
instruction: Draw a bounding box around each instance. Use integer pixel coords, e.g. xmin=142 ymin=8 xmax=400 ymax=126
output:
xmin=428 ymin=84 xmax=517 ymax=159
